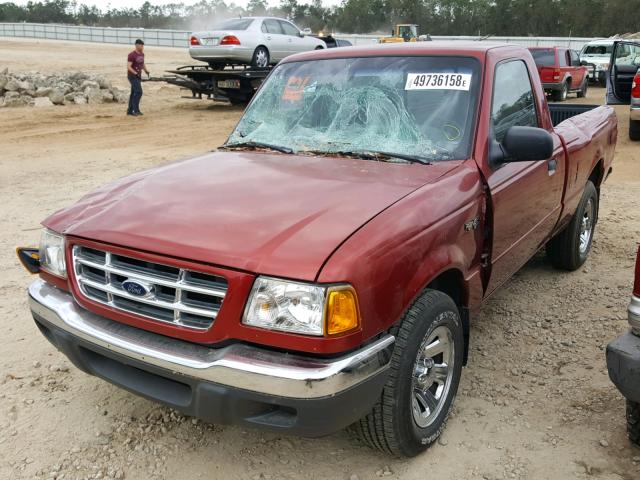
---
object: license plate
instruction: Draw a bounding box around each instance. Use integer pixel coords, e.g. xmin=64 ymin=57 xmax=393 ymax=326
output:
xmin=203 ymin=38 xmax=219 ymax=46
xmin=218 ymin=79 xmax=241 ymax=89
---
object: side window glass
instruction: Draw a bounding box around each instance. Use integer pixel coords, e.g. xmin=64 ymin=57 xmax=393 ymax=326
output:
xmin=265 ymin=19 xmax=283 ymax=35
xmin=279 ymin=21 xmax=299 ymax=36
xmin=570 ymin=50 xmax=579 ymax=66
xmin=615 ymin=43 xmax=640 ymax=68
xmin=491 ymin=60 xmax=538 ymax=142
xmin=558 ymin=50 xmax=568 ymax=67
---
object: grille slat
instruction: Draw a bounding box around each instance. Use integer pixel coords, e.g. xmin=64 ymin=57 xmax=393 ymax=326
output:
xmin=72 ymin=246 xmax=227 ymax=331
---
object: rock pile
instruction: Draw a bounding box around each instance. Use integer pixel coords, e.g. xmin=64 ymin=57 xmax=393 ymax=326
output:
xmin=0 ymin=68 xmax=128 ymax=107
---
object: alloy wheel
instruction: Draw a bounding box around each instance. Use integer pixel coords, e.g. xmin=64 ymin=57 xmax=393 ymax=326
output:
xmin=579 ymin=197 xmax=594 ymax=254
xmin=411 ymin=325 xmax=455 ymax=428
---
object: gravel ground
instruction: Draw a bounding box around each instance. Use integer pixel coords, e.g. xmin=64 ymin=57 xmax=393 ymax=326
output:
xmin=1 ymin=38 xmax=640 ymax=480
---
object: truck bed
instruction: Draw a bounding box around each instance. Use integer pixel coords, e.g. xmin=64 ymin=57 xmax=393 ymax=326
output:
xmin=549 ymin=103 xmax=600 ymax=126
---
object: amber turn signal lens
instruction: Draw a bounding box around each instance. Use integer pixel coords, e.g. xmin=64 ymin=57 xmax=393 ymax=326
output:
xmin=326 ymin=287 xmax=360 ymax=336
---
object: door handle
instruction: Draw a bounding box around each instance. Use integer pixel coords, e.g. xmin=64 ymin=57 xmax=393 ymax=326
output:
xmin=288 ymin=38 xmax=292 ymax=42
xmin=266 ymin=36 xmax=271 ymax=40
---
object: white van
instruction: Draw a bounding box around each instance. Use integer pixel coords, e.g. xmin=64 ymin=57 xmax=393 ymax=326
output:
xmin=580 ymin=39 xmax=615 ymax=86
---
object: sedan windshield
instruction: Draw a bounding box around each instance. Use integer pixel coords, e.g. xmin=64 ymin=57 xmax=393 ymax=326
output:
xmin=226 ymin=56 xmax=481 ymax=163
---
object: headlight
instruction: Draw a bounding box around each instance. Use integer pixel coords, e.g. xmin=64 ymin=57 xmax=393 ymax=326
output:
xmin=39 ymin=229 xmax=67 ymax=278
xmin=243 ymin=277 xmax=360 ymax=336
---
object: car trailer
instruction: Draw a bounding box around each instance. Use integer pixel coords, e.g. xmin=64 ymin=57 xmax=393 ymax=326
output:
xmin=147 ymin=65 xmax=272 ymax=105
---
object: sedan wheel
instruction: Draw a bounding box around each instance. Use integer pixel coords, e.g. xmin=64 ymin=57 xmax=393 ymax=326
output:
xmin=251 ymin=47 xmax=270 ymax=69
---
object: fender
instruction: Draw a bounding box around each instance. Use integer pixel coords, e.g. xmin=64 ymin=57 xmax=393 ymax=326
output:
xmin=318 ymin=162 xmax=486 ymax=343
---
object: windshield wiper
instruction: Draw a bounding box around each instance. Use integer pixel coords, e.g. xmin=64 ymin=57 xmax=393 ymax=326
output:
xmin=304 ymin=149 xmax=433 ymax=165
xmin=220 ymin=141 xmax=293 ymax=154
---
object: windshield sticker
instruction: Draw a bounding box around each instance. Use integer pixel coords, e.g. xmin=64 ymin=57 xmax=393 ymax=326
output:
xmin=282 ymin=76 xmax=312 ymax=101
xmin=405 ymin=73 xmax=472 ymax=91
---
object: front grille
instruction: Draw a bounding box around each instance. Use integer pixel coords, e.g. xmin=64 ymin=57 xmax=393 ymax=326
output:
xmin=72 ymin=245 xmax=227 ymax=330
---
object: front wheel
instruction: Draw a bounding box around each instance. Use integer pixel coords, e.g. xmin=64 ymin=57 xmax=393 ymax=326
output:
xmin=547 ymin=180 xmax=598 ymax=270
xmin=251 ymin=46 xmax=270 ymax=68
xmin=352 ymin=290 xmax=464 ymax=457
xmin=630 ymin=119 xmax=640 ymax=141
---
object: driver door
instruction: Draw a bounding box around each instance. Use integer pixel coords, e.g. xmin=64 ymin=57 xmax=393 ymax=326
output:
xmin=479 ymin=59 xmax=565 ymax=295
xmin=606 ymin=41 xmax=640 ymax=104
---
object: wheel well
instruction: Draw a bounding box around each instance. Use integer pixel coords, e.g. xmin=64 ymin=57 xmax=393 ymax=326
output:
xmin=426 ymin=269 xmax=470 ymax=365
xmin=315 ymin=46 xmax=324 ymax=50
xmin=589 ymin=159 xmax=604 ymax=190
xmin=565 ymin=77 xmax=572 ymax=87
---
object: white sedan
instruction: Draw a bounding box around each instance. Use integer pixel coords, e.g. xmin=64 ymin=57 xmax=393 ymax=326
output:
xmin=189 ymin=17 xmax=326 ymax=69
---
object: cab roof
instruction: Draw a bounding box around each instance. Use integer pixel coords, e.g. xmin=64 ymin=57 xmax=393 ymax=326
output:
xmin=282 ymin=41 xmax=524 ymax=64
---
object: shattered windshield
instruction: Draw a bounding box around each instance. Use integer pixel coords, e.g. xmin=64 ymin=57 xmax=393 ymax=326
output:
xmin=226 ymin=56 xmax=481 ymax=163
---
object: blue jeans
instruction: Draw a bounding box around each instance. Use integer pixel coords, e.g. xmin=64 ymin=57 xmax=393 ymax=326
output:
xmin=128 ymin=75 xmax=143 ymax=113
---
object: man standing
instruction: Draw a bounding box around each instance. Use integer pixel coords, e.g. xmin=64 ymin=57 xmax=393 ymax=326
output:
xmin=127 ymin=39 xmax=149 ymax=116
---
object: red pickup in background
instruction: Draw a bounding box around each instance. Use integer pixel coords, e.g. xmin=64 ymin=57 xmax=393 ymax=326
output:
xmin=529 ymin=46 xmax=589 ymax=101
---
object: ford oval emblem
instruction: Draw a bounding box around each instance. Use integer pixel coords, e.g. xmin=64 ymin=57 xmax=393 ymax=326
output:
xmin=122 ymin=279 xmax=153 ymax=297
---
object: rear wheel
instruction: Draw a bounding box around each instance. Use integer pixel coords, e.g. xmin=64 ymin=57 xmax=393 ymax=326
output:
xmin=547 ymin=180 xmax=598 ymax=270
xmin=577 ymin=78 xmax=588 ymax=98
xmin=630 ymin=120 xmax=640 ymax=141
xmin=251 ymin=46 xmax=270 ymax=68
xmin=352 ymin=289 xmax=464 ymax=457
xmin=552 ymin=82 xmax=569 ymax=102
xmin=628 ymin=400 xmax=640 ymax=446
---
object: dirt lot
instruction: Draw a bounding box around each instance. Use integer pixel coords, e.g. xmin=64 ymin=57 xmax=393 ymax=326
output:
xmin=1 ymin=38 xmax=640 ymax=480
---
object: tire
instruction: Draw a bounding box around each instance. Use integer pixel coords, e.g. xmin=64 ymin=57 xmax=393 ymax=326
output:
xmin=577 ymin=78 xmax=588 ymax=98
xmin=552 ymin=82 xmax=568 ymax=102
xmin=599 ymin=75 xmax=607 ymax=88
xmin=630 ymin=120 xmax=640 ymax=141
xmin=546 ymin=180 xmax=598 ymax=271
xmin=251 ymin=46 xmax=270 ymax=69
xmin=628 ymin=400 xmax=640 ymax=446
xmin=352 ymin=289 xmax=464 ymax=457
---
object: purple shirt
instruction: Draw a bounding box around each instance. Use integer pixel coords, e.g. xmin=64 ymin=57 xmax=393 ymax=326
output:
xmin=127 ymin=50 xmax=145 ymax=77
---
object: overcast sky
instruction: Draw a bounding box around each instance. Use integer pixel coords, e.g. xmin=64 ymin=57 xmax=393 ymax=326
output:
xmin=14 ymin=0 xmax=344 ymax=9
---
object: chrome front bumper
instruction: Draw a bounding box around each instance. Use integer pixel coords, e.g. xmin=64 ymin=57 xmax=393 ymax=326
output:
xmin=28 ymin=279 xmax=394 ymax=399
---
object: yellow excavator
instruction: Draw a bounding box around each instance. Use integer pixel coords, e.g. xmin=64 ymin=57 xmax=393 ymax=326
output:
xmin=379 ymin=24 xmax=420 ymax=43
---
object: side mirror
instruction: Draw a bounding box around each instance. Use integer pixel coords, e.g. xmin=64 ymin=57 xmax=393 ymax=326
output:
xmin=491 ymin=126 xmax=554 ymax=165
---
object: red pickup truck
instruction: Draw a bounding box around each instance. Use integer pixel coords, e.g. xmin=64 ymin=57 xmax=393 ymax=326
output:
xmin=20 ymin=43 xmax=617 ymax=457
xmin=529 ymin=47 xmax=589 ymax=101
xmin=607 ymin=245 xmax=640 ymax=446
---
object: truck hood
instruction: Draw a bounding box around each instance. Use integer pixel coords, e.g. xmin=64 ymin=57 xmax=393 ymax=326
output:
xmin=44 ymin=151 xmax=458 ymax=280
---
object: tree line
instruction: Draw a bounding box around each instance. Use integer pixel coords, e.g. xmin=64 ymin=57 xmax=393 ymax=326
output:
xmin=0 ymin=0 xmax=637 ymax=37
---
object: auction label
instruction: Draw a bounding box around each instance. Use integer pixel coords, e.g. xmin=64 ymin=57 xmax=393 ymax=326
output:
xmin=405 ymin=73 xmax=472 ymax=91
